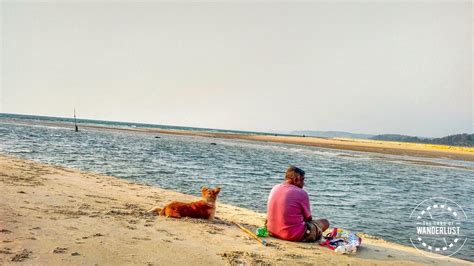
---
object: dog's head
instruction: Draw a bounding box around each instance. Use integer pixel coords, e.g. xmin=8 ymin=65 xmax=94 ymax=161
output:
xmin=201 ymin=186 xmax=221 ymax=203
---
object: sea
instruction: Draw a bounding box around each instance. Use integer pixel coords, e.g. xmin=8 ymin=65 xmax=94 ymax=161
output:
xmin=1 ymin=113 xmax=473 ymax=261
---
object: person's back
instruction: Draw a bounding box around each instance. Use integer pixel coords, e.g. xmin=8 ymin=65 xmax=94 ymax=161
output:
xmin=267 ymin=182 xmax=311 ymax=241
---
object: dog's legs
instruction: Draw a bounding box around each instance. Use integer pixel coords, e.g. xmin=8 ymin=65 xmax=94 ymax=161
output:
xmin=147 ymin=206 xmax=162 ymax=215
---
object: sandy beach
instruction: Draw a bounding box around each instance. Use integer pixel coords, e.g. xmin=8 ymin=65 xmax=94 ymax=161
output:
xmin=0 ymin=154 xmax=471 ymax=265
xmin=2 ymin=118 xmax=473 ymax=163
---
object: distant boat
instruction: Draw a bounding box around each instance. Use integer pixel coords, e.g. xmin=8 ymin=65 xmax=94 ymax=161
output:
xmin=74 ymin=108 xmax=79 ymax=132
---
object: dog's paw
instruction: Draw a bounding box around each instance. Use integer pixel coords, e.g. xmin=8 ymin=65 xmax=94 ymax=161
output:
xmin=146 ymin=207 xmax=162 ymax=216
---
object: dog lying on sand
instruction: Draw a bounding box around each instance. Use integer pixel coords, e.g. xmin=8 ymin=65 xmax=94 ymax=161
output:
xmin=148 ymin=186 xmax=221 ymax=220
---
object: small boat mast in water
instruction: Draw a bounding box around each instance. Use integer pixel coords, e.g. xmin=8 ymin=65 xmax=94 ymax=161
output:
xmin=74 ymin=108 xmax=79 ymax=132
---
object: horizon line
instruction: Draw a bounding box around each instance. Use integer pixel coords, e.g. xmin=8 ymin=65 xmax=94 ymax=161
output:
xmin=0 ymin=112 xmax=471 ymax=139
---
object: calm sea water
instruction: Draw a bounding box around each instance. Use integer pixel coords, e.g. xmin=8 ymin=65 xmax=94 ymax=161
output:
xmin=1 ymin=115 xmax=473 ymax=261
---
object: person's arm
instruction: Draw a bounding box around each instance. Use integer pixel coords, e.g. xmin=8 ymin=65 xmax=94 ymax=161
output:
xmin=301 ymin=191 xmax=312 ymax=222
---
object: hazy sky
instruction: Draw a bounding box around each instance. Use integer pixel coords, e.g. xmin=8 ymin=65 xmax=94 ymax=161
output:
xmin=1 ymin=1 xmax=472 ymax=137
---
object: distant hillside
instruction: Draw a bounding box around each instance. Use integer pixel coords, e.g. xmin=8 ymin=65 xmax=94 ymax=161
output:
xmin=371 ymin=133 xmax=474 ymax=147
xmin=290 ymin=130 xmax=374 ymax=139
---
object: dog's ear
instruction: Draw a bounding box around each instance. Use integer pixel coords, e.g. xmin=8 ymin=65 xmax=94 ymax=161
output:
xmin=214 ymin=187 xmax=221 ymax=194
xmin=201 ymin=186 xmax=207 ymax=193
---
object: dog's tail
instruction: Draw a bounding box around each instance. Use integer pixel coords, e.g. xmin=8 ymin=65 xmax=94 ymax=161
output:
xmin=147 ymin=206 xmax=163 ymax=216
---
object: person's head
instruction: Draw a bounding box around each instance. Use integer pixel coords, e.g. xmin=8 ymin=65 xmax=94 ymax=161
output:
xmin=285 ymin=166 xmax=305 ymax=188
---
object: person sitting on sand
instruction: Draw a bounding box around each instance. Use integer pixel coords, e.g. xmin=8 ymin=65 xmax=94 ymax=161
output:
xmin=266 ymin=166 xmax=329 ymax=242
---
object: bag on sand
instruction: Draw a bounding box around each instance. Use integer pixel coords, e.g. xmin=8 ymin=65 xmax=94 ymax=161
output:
xmin=319 ymin=228 xmax=362 ymax=254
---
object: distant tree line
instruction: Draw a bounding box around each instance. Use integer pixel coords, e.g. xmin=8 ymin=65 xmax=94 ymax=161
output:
xmin=371 ymin=133 xmax=474 ymax=147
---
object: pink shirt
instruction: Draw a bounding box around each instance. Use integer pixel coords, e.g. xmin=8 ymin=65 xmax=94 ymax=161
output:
xmin=267 ymin=182 xmax=312 ymax=241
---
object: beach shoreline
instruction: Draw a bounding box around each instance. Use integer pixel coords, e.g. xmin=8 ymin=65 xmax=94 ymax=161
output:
xmin=2 ymin=118 xmax=474 ymax=162
xmin=0 ymin=154 xmax=471 ymax=265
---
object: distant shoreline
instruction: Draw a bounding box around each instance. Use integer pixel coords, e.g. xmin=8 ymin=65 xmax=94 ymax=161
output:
xmin=2 ymin=118 xmax=474 ymax=163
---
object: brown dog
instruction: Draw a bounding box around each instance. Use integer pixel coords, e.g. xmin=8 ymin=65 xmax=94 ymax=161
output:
xmin=148 ymin=186 xmax=221 ymax=220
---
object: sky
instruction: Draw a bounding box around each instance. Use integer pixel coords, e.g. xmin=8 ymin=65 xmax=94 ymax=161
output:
xmin=1 ymin=1 xmax=472 ymax=137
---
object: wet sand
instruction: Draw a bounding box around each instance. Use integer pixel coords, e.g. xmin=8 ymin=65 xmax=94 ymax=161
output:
xmin=2 ymin=118 xmax=474 ymax=162
xmin=0 ymin=154 xmax=471 ymax=265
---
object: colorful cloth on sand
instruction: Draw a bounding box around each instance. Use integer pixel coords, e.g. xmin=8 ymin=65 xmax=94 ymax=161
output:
xmin=319 ymin=228 xmax=362 ymax=254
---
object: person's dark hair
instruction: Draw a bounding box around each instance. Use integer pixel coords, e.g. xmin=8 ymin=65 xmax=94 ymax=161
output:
xmin=285 ymin=166 xmax=305 ymax=184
